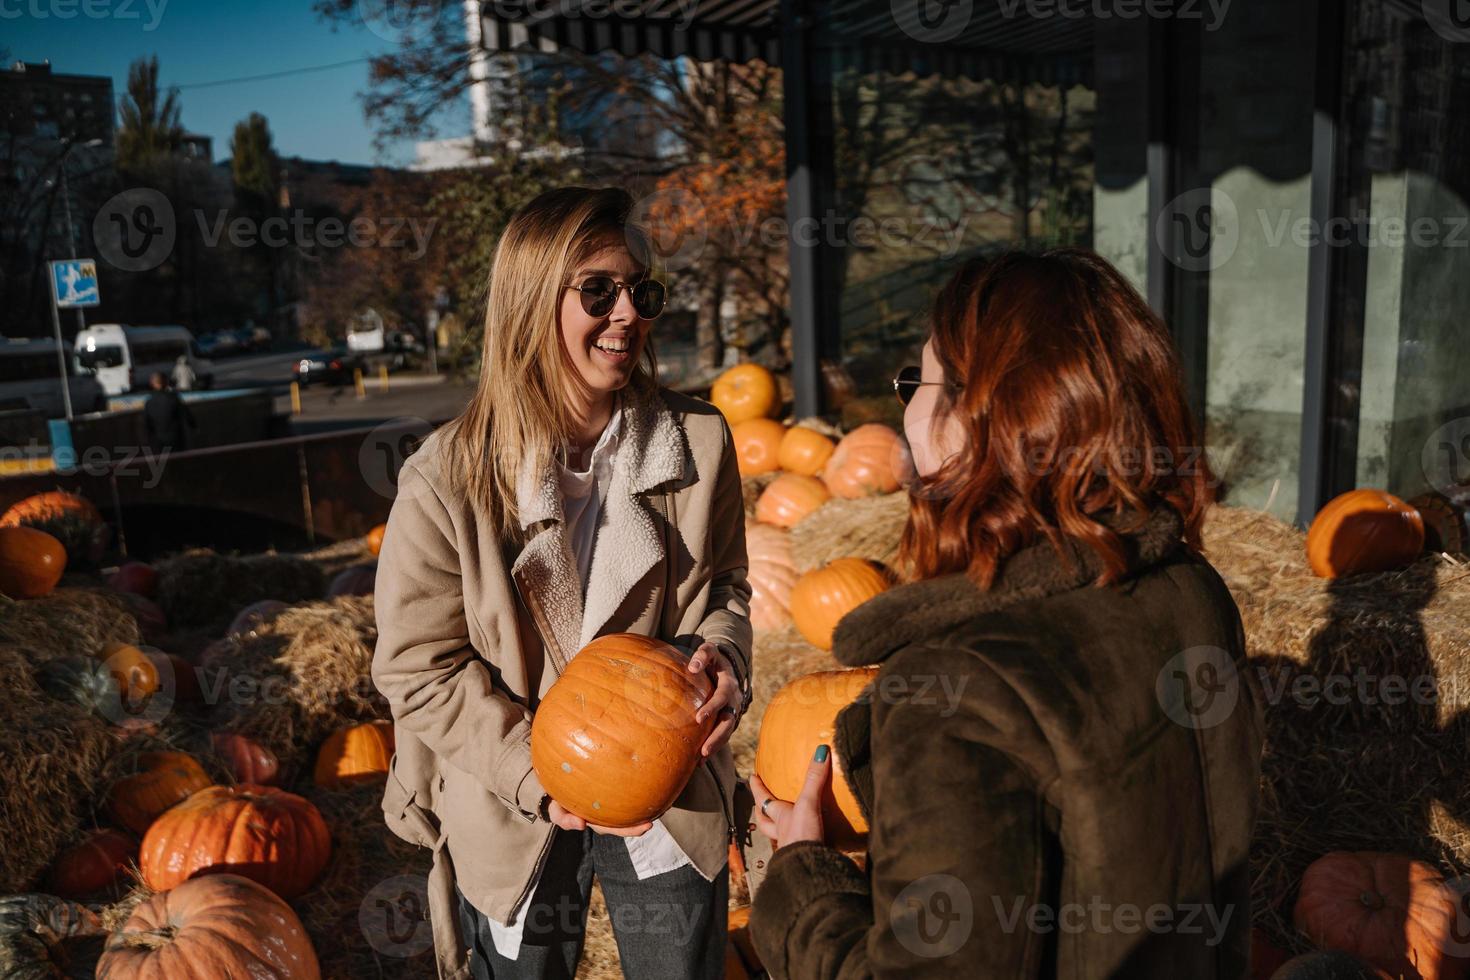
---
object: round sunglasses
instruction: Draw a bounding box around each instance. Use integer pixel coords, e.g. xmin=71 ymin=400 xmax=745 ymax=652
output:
xmin=564 ymin=275 xmax=667 ymax=320
xmin=892 ymin=365 xmax=961 ymax=406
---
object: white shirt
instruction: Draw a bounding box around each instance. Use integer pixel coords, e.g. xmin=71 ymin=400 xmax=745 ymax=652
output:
xmin=480 ymin=390 xmax=704 ymax=959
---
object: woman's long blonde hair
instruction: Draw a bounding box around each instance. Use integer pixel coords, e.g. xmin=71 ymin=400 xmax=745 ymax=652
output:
xmin=443 ymin=187 xmax=660 ymax=542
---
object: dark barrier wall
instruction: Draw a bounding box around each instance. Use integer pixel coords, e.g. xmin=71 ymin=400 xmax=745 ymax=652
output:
xmin=0 ymin=418 xmax=433 ymax=560
xmin=70 ymin=389 xmax=279 ymax=457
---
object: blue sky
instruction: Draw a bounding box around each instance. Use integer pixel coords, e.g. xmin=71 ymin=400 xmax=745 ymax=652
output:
xmin=4 ymin=0 xmax=465 ymax=166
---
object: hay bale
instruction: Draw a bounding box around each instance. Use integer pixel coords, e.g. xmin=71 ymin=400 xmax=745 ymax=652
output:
xmin=741 ymin=472 xmax=781 ymax=521
xmin=1202 ymin=505 xmax=1470 ymax=949
xmin=0 ymin=589 xmax=141 ymax=662
xmin=788 ymin=492 xmax=909 ymax=572
xmin=154 ymin=549 xmax=327 ymax=633
xmin=213 ymin=596 xmax=384 ymax=774
xmin=0 ymin=703 xmax=118 ymax=892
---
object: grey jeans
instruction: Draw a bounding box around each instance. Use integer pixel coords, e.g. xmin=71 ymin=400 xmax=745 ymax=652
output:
xmin=455 ymin=828 xmax=729 ymax=980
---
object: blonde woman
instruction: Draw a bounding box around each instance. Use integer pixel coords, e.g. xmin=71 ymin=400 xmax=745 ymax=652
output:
xmin=373 ymin=187 xmax=753 ymax=980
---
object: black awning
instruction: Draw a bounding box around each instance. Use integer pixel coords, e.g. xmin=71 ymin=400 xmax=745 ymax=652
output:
xmin=480 ymin=0 xmax=1095 ymax=85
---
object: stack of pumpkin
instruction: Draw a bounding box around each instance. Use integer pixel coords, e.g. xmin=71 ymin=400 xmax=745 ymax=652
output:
xmin=0 ymin=489 xmax=422 ymax=978
xmin=705 ymin=363 xmax=921 ymax=979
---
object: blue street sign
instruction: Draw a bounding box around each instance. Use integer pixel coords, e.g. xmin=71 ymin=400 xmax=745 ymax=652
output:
xmin=50 ymin=258 xmax=100 ymax=308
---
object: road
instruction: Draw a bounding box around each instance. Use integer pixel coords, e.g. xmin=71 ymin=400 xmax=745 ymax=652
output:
xmin=281 ymin=373 xmax=474 ymax=434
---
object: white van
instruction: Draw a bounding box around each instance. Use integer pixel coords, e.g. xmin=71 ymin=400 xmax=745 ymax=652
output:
xmin=74 ymin=323 xmax=215 ymax=395
xmin=0 ymin=338 xmax=108 ymax=416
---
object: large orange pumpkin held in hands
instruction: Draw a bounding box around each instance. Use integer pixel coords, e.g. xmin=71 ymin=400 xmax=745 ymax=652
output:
xmin=531 ymin=633 xmax=714 ymax=827
xmin=755 ymin=473 xmax=831 ymax=529
xmin=1306 ymin=489 xmax=1425 ymax=578
xmin=790 ymin=558 xmax=891 ymax=651
xmin=0 ymin=525 xmax=66 ymax=598
xmin=314 ymin=720 xmax=394 ymax=787
xmin=140 ymin=784 xmax=331 ymax=898
xmin=1293 ymin=850 xmax=1469 ymax=980
xmin=97 ymin=873 xmax=321 ymax=979
xmin=733 ymin=419 xmax=786 ymax=477
xmin=756 ymin=667 xmax=880 ymax=850
xmin=710 ymin=363 xmax=778 ymax=425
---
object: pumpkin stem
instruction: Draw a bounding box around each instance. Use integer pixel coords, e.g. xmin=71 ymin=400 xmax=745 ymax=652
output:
xmin=1358 ymin=891 xmax=1386 ymax=910
xmin=123 ymin=925 xmax=177 ymax=950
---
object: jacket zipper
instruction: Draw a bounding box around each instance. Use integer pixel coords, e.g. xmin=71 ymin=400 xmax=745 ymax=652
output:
xmin=505 ymin=824 xmax=557 ymax=926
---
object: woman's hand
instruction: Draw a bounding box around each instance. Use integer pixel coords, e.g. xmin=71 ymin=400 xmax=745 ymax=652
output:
xmin=546 ymin=799 xmax=653 ymax=837
xmin=750 ymin=745 xmax=830 ymax=849
xmin=687 ymin=640 xmax=742 ymax=758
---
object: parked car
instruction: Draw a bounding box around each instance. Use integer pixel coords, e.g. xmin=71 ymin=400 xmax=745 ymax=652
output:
xmin=293 ymin=347 xmax=363 ymax=386
xmin=250 ymin=326 xmax=273 ymax=350
xmin=197 ymin=331 xmax=239 ymax=358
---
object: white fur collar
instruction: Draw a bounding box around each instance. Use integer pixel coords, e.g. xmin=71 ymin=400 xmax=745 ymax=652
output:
xmin=511 ymin=381 xmax=689 ymax=658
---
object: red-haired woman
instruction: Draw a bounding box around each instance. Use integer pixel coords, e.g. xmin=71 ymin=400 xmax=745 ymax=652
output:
xmin=749 ymin=248 xmax=1264 ymax=978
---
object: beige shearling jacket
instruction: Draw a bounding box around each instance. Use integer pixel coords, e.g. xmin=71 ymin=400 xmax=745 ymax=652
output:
xmin=372 ymin=379 xmax=753 ymax=979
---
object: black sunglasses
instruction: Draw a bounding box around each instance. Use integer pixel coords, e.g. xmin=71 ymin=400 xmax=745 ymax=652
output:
xmin=564 ymin=275 xmax=667 ymax=320
xmin=892 ymin=365 xmax=959 ymax=406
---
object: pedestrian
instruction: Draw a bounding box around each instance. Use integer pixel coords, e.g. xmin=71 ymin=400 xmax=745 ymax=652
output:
xmin=171 ymin=353 xmax=195 ymax=392
xmin=748 ymin=249 xmax=1265 ymax=978
xmin=142 ymin=371 xmax=194 ymax=453
xmin=372 ymin=187 xmax=752 ymax=980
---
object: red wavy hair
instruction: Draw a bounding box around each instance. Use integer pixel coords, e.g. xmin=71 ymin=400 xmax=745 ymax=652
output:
xmin=896 ymin=248 xmax=1213 ymax=589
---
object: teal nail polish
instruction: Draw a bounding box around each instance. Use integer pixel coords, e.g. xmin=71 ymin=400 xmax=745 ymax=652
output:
xmin=814 ymin=744 xmax=829 ymax=762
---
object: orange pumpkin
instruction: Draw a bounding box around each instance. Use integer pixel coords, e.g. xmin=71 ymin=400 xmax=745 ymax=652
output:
xmin=822 ymin=424 xmax=910 ymax=498
xmin=211 ymin=733 xmax=280 ymax=786
xmin=365 ymin=522 xmax=387 ymax=556
xmin=140 ymin=784 xmax=331 ymax=898
xmin=746 ymin=522 xmax=799 ymax=631
xmin=1306 ymin=489 xmax=1426 ymax=578
xmin=733 ymin=419 xmax=786 ymax=478
xmin=755 ymin=667 xmax=880 ymax=850
xmin=1293 ymin=851 xmax=1468 ymax=980
xmin=43 ymin=829 xmax=137 ymax=898
xmin=0 ymin=525 xmax=66 ymax=598
xmin=94 ymin=642 xmax=162 ymax=708
xmin=778 ymin=425 xmax=836 ymax=477
xmin=0 ymin=490 xmax=101 ymax=528
xmin=755 ymin=473 xmax=831 ymax=528
xmin=710 ymin=363 xmax=779 ymax=425
xmin=314 ymin=720 xmax=394 ymax=788
xmin=790 ymin=558 xmax=891 ymax=651
xmin=97 ymin=873 xmax=321 ymax=979
xmin=107 ymin=751 xmax=214 ymax=835
xmin=531 ymin=633 xmax=713 ymax=827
